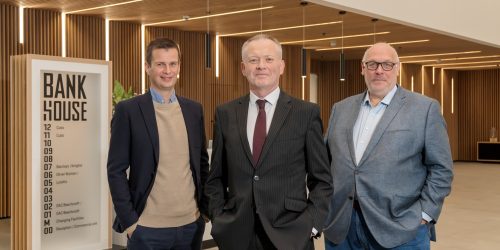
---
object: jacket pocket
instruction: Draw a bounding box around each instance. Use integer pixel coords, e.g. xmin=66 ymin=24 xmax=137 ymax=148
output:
xmin=284 ymin=197 xmax=307 ymax=212
xmin=223 ymin=198 xmax=236 ymax=211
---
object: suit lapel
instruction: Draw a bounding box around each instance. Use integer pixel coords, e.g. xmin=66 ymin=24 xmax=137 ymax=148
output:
xmin=236 ymin=95 xmax=254 ymax=165
xmin=138 ymin=92 xmax=159 ymax=165
xmin=257 ymin=92 xmax=292 ymax=167
xmin=357 ymin=87 xmax=407 ymax=167
xmin=347 ymin=93 xmax=365 ymax=167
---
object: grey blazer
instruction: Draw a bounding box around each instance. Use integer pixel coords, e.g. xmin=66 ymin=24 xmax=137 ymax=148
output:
xmin=204 ymin=91 xmax=332 ymax=250
xmin=323 ymin=86 xmax=453 ymax=248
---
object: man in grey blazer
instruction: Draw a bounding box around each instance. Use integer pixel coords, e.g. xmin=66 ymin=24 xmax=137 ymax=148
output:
xmin=323 ymin=42 xmax=453 ymax=249
xmin=204 ymin=34 xmax=332 ymax=250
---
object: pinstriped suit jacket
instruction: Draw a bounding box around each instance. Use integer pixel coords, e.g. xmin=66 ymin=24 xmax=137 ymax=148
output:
xmin=204 ymin=91 xmax=332 ymax=250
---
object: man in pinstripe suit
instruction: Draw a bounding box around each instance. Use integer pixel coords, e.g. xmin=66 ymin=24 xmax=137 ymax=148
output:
xmin=204 ymin=34 xmax=332 ymax=250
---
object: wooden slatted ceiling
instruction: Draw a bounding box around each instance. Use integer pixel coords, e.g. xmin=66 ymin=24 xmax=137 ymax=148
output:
xmin=4 ymin=0 xmax=500 ymax=62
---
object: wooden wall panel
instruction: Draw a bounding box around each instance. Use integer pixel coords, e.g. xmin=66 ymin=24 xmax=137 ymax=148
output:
xmin=145 ymin=27 xmax=207 ymax=103
xmin=423 ymin=67 xmax=441 ymax=102
xmin=311 ymin=59 xmax=366 ymax=129
xmin=442 ymin=70 xmax=459 ymax=160
xmin=23 ymin=8 xmax=61 ymax=56
xmin=109 ymin=21 xmax=141 ymax=93
xmin=66 ymin=14 xmax=105 ymax=60
xmin=400 ymin=63 xmax=422 ymax=93
xmin=281 ymin=45 xmax=304 ymax=100
xmin=1 ymin=5 xmax=61 ymax=218
xmin=0 ymin=3 xmax=21 ymax=218
xmin=457 ymin=69 xmax=500 ymax=161
xmin=206 ymin=36 xmax=247 ymax=139
xmin=10 ymin=54 xmax=29 ymax=250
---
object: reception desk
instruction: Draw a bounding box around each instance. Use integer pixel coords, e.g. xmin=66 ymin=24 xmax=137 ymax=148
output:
xmin=477 ymin=141 xmax=500 ymax=162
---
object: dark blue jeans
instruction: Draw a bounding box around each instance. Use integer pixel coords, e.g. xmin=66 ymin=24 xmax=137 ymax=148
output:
xmin=325 ymin=209 xmax=430 ymax=250
xmin=127 ymin=217 xmax=205 ymax=250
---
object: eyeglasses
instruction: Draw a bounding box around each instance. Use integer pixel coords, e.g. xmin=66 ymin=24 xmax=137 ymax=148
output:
xmin=363 ymin=61 xmax=398 ymax=71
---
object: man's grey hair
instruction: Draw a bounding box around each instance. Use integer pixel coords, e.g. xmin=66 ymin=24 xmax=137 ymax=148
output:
xmin=241 ymin=34 xmax=283 ymax=60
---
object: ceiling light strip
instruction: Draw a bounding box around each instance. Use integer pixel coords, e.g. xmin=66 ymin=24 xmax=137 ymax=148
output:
xmin=401 ymin=59 xmax=440 ymax=63
xmin=316 ymin=39 xmax=429 ymax=51
xmin=282 ymin=31 xmax=390 ymax=45
xmin=440 ymin=68 xmax=444 ymax=114
xmin=399 ymin=50 xmax=480 ymax=59
xmin=62 ymin=12 xmax=66 ymax=57
xmin=145 ymin=6 xmax=274 ymax=26
xmin=428 ymin=60 xmax=500 ymax=67
xmin=441 ymin=55 xmax=500 ymax=61
xmin=65 ymin=0 xmax=143 ymax=14
xmin=451 ymin=77 xmax=454 ymax=114
xmin=442 ymin=64 xmax=498 ymax=70
xmin=105 ymin=19 xmax=110 ymax=61
xmin=19 ymin=6 xmax=24 ymax=44
xmin=219 ymin=21 xmax=342 ymax=37
xmin=421 ymin=65 xmax=424 ymax=95
xmin=215 ymin=34 xmax=220 ymax=77
xmin=141 ymin=24 xmax=145 ymax=93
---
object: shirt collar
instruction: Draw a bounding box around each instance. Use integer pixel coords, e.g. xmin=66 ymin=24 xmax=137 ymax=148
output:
xmin=150 ymin=88 xmax=177 ymax=104
xmin=250 ymin=87 xmax=280 ymax=106
xmin=363 ymin=84 xmax=398 ymax=106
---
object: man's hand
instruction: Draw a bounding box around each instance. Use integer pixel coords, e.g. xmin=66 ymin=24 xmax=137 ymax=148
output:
xmin=420 ymin=219 xmax=428 ymax=225
xmin=126 ymin=223 xmax=138 ymax=238
xmin=202 ymin=214 xmax=210 ymax=223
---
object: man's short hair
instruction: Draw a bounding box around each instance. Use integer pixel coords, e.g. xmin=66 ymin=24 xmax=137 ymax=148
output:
xmin=146 ymin=38 xmax=181 ymax=65
xmin=241 ymin=34 xmax=283 ymax=60
xmin=362 ymin=42 xmax=399 ymax=62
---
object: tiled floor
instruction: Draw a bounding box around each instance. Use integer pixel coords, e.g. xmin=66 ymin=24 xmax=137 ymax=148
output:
xmin=2 ymin=162 xmax=500 ymax=250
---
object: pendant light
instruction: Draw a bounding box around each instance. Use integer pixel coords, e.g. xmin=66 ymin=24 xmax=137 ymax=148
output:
xmin=339 ymin=11 xmax=346 ymax=82
xmin=205 ymin=0 xmax=211 ymax=68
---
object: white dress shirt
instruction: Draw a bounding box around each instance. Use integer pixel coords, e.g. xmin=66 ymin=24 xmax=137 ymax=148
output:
xmin=247 ymin=87 xmax=280 ymax=152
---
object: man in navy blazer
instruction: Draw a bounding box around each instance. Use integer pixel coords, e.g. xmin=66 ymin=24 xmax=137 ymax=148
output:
xmin=323 ymin=42 xmax=453 ymax=249
xmin=107 ymin=38 xmax=209 ymax=249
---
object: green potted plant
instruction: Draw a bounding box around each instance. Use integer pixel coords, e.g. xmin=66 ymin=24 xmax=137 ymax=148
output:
xmin=112 ymin=80 xmax=134 ymax=109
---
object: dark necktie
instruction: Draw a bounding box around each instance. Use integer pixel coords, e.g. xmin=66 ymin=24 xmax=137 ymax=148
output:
xmin=253 ymin=99 xmax=267 ymax=165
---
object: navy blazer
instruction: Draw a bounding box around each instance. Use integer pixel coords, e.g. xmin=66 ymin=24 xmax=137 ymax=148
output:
xmin=107 ymin=92 xmax=209 ymax=233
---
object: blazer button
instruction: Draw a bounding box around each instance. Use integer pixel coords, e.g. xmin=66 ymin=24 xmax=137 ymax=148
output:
xmin=348 ymin=196 xmax=353 ymax=200
xmin=253 ymin=175 xmax=260 ymax=181
xmin=354 ymin=170 xmax=359 ymax=174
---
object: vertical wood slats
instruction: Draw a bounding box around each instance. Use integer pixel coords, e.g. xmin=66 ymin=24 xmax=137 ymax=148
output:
xmin=458 ymin=69 xmax=500 ymax=161
xmin=66 ymin=14 xmax=105 ymax=60
xmin=10 ymin=54 xmax=28 ymax=250
xmin=311 ymin=59 xmax=366 ymax=129
xmin=23 ymin=8 xmax=61 ymax=56
xmin=0 ymin=3 xmax=20 ymax=219
xmin=109 ymin=21 xmax=141 ymax=94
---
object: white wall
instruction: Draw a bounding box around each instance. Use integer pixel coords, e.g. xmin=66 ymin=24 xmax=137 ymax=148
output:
xmin=309 ymin=0 xmax=500 ymax=48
